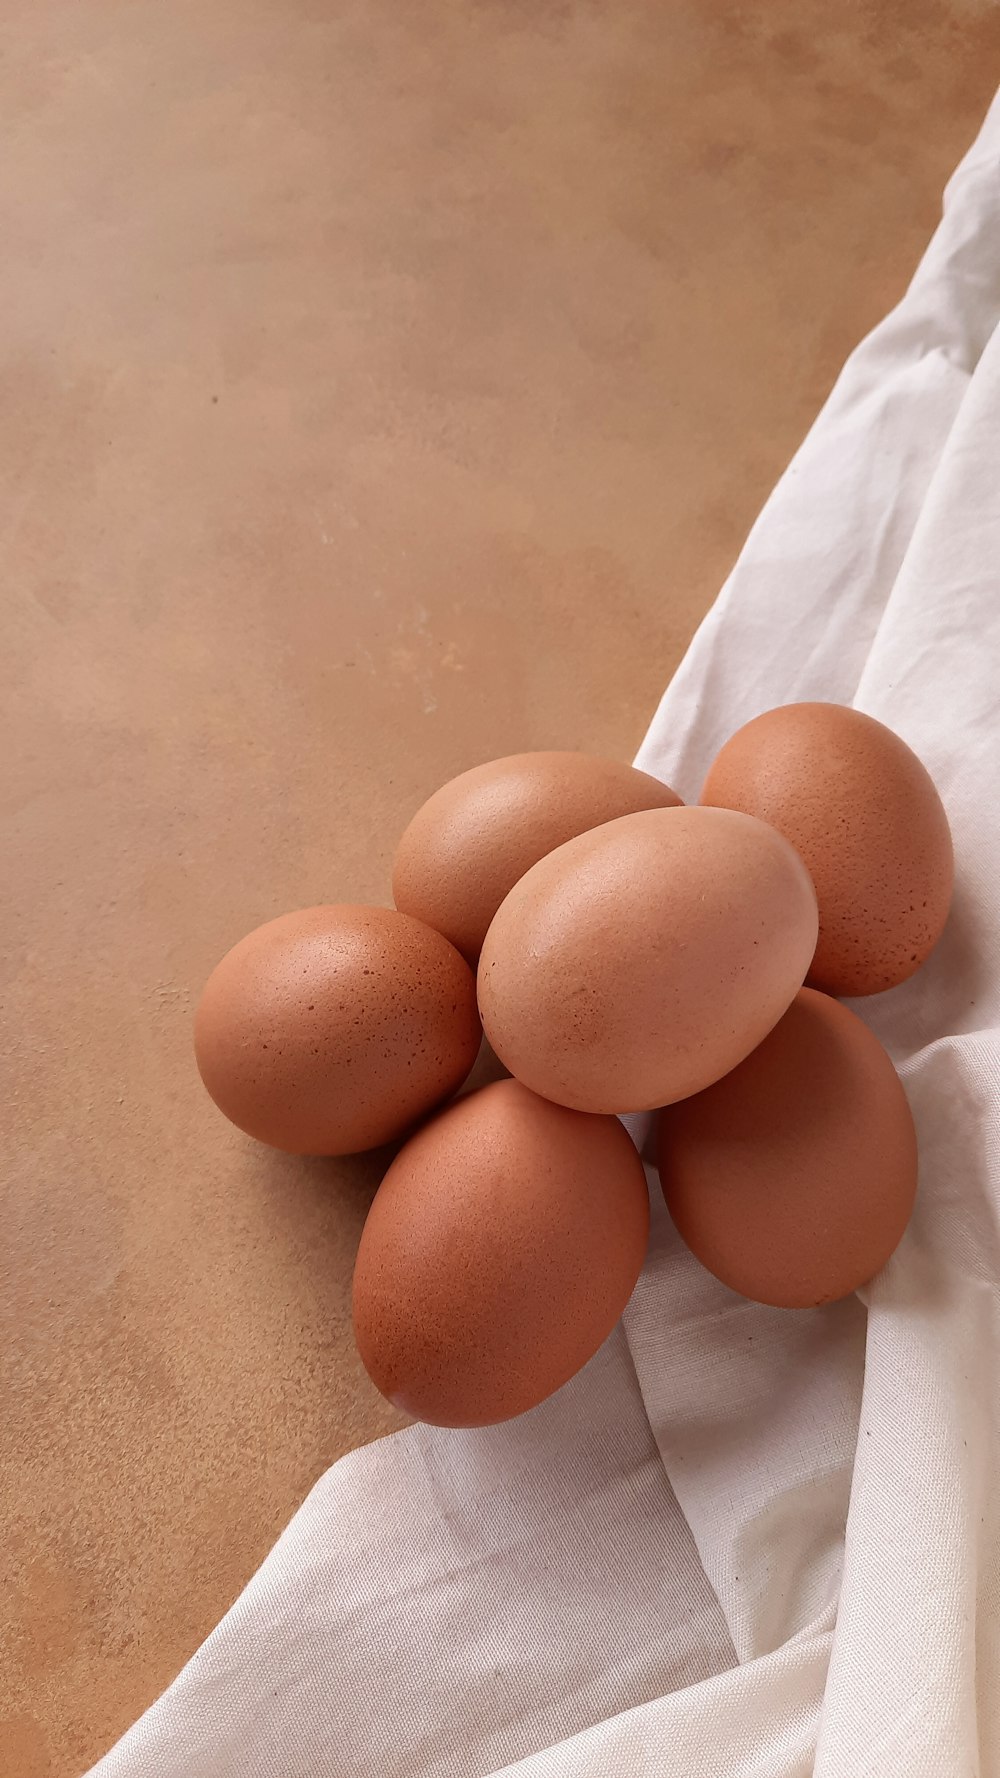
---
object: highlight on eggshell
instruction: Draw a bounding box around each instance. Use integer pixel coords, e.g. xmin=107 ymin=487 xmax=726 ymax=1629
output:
xmin=477 ymin=804 xmax=819 ymax=1114
xmin=194 ymin=904 xmax=481 ymax=1155
xmin=658 ymin=986 xmax=918 ymax=1308
xmin=700 ymin=701 xmax=954 ymax=996
xmin=351 ymin=1078 xmax=651 ymax=1428
xmin=392 ymin=750 xmax=683 ymax=963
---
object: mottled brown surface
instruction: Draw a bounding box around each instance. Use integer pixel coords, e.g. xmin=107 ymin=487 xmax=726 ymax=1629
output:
xmin=1 ymin=2 xmax=997 ymax=1772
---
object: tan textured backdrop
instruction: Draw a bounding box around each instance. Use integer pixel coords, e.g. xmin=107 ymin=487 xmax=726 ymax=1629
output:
xmin=3 ymin=3 xmax=999 ymax=1773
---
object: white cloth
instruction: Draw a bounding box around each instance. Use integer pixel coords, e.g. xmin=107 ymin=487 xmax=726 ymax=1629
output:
xmin=90 ymin=93 xmax=1000 ymax=1778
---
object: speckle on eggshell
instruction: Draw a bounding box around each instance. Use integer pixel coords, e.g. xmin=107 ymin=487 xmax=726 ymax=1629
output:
xmin=700 ymin=702 xmax=954 ymax=996
xmin=194 ymin=905 xmax=481 ymax=1155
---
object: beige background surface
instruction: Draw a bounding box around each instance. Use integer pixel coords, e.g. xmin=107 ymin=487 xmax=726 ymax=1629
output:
xmin=2 ymin=3 xmax=999 ymax=1773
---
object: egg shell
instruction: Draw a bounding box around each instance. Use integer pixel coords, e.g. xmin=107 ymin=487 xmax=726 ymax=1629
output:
xmin=700 ymin=702 xmax=954 ymax=996
xmin=194 ymin=905 xmax=480 ymax=1155
xmin=658 ymin=987 xmax=918 ymax=1308
xmin=392 ymin=751 xmax=683 ymax=962
xmin=352 ymin=1078 xmax=650 ymax=1427
xmin=477 ymin=805 xmax=818 ymax=1114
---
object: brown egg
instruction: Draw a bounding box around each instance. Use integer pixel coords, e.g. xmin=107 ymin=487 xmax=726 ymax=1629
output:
xmin=478 ymin=806 xmax=818 ymax=1114
xmin=658 ymin=988 xmax=917 ymax=1307
xmin=700 ymin=702 xmax=954 ymax=996
xmin=352 ymin=1079 xmax=650 ymax=1426
xmin=194 ymin=905 xmax=480 ymax=1154
xmin=392 ymin=751 xmax=683 ymax=962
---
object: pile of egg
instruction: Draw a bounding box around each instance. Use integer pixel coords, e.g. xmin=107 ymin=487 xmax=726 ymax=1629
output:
xmin=195 ymin=703 xmax=953 ymax=1428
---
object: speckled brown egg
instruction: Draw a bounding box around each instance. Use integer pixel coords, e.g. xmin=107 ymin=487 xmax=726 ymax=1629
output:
xmin=700 ymin=702 xmax=954 ymax=996
xmin=658 ymin=987 xmax=917 ymax=1308
xmin=478 ymin=806 xmax=818 ymax=1114
xmin=194 ymin=905 xmax=480 ymax=1154
xmin=392 ymin=751 xmax=683 ymax=962
xmin=352 ymin=1078 xmax=650 ymax=1426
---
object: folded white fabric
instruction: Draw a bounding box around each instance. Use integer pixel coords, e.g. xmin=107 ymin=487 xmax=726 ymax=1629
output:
xmin=90 ymin=91 xmax=1000 ymax=1778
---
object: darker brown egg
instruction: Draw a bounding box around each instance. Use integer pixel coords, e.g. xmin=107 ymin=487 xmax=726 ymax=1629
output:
xmin=658 ymin=988 xmax=917 ymax=1308
xmin=352 ymin=1079 xmax=650 ymax=1426
xmin=194 ymin=905 xmax=480 ymax=1155
xmin=700 ymin=702 xmax=954 ymax=996
xmin=392 ymin=751 xmax=682 ymax=962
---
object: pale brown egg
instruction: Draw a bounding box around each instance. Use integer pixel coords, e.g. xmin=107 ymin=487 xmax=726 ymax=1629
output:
xmin=658 ymin=987 xmax=917 ymax=1308
xmin=392 ymin=751 xmax=682 ymax=962
xmin=478 ymin=806 xmax=818 ymax=1114
xmin=194 ymin=905 xmax=480 ymax=1155
xmin=352 ymin=1078 xmax=650 ymax=1427
xmin=700 ymin=702 xmax=954 ymax=996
